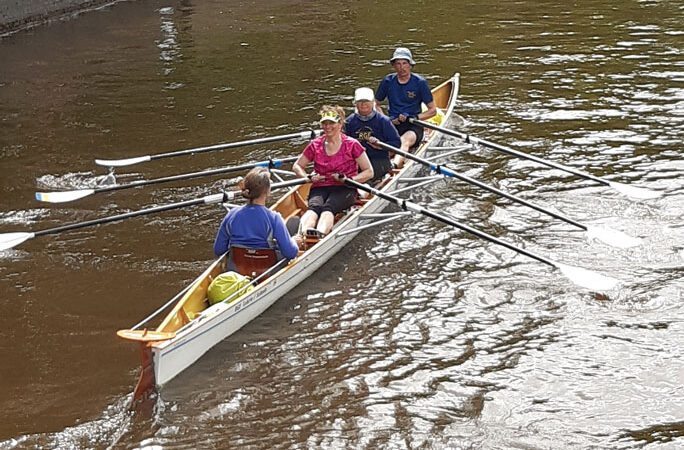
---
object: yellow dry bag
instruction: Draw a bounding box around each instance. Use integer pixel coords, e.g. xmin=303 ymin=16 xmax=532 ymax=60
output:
xmin=207 ymin=271 xmax=254 ymax=305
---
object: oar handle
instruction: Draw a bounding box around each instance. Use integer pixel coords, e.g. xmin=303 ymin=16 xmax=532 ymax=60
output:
xmin=343 ymin=176 xmax=557 ymax=269
xmin=375 ymin=140 xmax=587 ymax=231
xmin=411 ymin=118 xmax=610 ymax=186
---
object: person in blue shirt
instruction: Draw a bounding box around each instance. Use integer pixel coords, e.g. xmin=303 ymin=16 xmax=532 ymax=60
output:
xmin=345 ymin=87 xmax=402 ymax=184
xmin=214 ymin=167 xmax=301 ymax=269
xmin=375 ymin=47 xmax=437 ymax=167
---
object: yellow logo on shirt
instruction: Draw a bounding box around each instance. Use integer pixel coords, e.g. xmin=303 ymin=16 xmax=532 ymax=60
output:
xmin=407 ymin=91 xmax=416 ymax=99
xmin=357 ymin=129 xmax=373 ymax=141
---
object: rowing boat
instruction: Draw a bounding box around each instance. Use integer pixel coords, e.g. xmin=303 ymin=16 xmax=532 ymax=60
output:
xmin=118 ymin=73 xmax=460 ymax=400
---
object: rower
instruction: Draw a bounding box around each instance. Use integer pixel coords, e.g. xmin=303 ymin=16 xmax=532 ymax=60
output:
xmin=345 ymin=87 xmax=401 ymax=185
xmin=292 ymin=105 xmax=373 ymax=238
xmin=213 ymin=167 xmax=301 ymax=277
xmin=374 ymin=47 xmax=437 ymax=168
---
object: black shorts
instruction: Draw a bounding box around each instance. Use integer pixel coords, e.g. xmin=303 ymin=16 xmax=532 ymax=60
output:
xmin=307 ymin=186 xmax=357 ymax=216
xmin=395 ymin=121 xmax=424 ymax=149
xmin=368 ymin=157 xmax=392 ymax=183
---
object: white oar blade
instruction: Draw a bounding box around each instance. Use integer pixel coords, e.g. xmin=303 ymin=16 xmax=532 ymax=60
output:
xmin=35 ymin=189 xmax=95 ymax=203
xmin=0 ymin=232 xmax=35 ymax=251
xmin=557 ymin=263 xmax=619 ymax=292
xmin=95 ymin=155 xmax=152 ymax=167
xmin=586 ymin=226 xmax=642 ymax=249
xmin=609 ymin=181 xmax=661 ymax=200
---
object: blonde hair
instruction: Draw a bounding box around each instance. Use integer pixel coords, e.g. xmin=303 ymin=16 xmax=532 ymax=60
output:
xmin=238 ymin=167 xmax=271 ymax=202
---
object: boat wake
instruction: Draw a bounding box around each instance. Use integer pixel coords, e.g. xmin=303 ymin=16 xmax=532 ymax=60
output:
xmin=0 ymin=394 xmax=139 ymax=449
xmin=36 ymin=171 xmax=124 ymax=191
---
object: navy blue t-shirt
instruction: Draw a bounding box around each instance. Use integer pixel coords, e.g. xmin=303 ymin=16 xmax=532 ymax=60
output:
xmin=345 ymin=113 xmax=401 ymax=161
xmin=375 ymin=73 xmax=434 ymax=120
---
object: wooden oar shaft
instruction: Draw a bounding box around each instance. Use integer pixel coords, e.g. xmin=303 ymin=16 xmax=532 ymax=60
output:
xmin=375 ymin=140 xmax=587 ymax=231
xmin=34 ymin=178 xmax=308 ymax=238
xmin=412 ymin=118 xmax=609 ymax=186
xmin=344 ymin=177 xmax=557 ymax=268
xmin=95 ymin=156 xmax=299 ymax=195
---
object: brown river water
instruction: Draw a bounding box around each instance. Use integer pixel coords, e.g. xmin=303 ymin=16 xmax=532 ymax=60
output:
xmin=1 ymin=0 xmax=682 ymax=448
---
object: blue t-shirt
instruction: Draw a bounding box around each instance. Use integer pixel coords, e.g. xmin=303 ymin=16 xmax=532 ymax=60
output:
xmin=375 ymin=73 xmax=434 ymax=120
xmin=344 ymin=112 xmax=401 ymax=161
xmin=213 ymin=204 xmax=298 ymax=259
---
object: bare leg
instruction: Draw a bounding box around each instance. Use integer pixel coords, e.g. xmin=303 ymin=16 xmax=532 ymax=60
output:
xmin=317 ymin=211 xmax=335 ymax=235
xmin=299 ymin=210 xmax=319 ymax=232
xmin=392 ymin=131 xmax=417 ymax=168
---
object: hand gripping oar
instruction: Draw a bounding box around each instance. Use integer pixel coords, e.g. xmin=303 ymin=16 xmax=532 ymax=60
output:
xmin=410 ymin=118 xmax=660 ymax=200
xmin=1 ymin=178 xmax=309 ymax=251
xmin=343 ymin=177 xmax=618 ymax=292
xmin=36 ymin=156 xmax=299 ymax=203
xmin=95 ymin=130 xmax=320 ymax=167
xmin=375 ymin=140 xmax=640 ymax=248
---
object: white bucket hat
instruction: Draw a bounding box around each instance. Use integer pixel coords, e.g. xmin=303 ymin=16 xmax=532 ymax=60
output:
xmin=354 ymin=87 xmax=375 ymax=103
xmin=390 ymin=47 xmax=416 ymax=66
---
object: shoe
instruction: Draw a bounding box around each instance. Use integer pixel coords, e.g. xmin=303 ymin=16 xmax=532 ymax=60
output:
xmin=306 ymin=228 xmax=325 ymax=239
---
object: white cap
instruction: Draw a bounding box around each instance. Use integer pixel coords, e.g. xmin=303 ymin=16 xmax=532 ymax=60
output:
xmin=390 ymin=47 xmax=416 ymax=66
xmin=354 ymin=87 xmax=375 ymax=103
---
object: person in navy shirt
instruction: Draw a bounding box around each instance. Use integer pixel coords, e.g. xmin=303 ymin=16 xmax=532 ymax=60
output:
xmin=344 ymin=87 xmax=401 ymax=184
xmin=375 ymin=47 xmax=437 ymax=167
xmin=214 ymin=167 xmax=301 ymax=269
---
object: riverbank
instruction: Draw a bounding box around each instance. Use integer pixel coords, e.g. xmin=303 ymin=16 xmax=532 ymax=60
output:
xmin=0 ymin=0 xmax=118 ymax=35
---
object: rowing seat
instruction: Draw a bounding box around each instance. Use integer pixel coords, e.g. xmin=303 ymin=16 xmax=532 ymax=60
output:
xmin=230 ymin=247 xmax=278 ymax=279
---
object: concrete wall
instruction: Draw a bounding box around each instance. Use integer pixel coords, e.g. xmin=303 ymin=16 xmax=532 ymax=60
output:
xmin=0 ymin=0 xmax=116 ymax=34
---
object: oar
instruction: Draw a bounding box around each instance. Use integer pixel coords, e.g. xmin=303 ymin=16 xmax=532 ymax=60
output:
xmin=411 ymin=118 xmax=660 ymax=200
xmin=36 ymin=156 xmax=299 ymax=203
xmin=0 ymin=178 xmax=309 ymax=251
xmin=95 ymin=130 xmax=320 ymax=167
xmin=343 ymin=177 xmax=618 ymax=292
xmin=375 ymin=140 xmax=640 ymax=248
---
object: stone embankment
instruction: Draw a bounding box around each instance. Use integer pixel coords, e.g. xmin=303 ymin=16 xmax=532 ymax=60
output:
xmin=0 ymin=0 xmax=115 ymax=35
